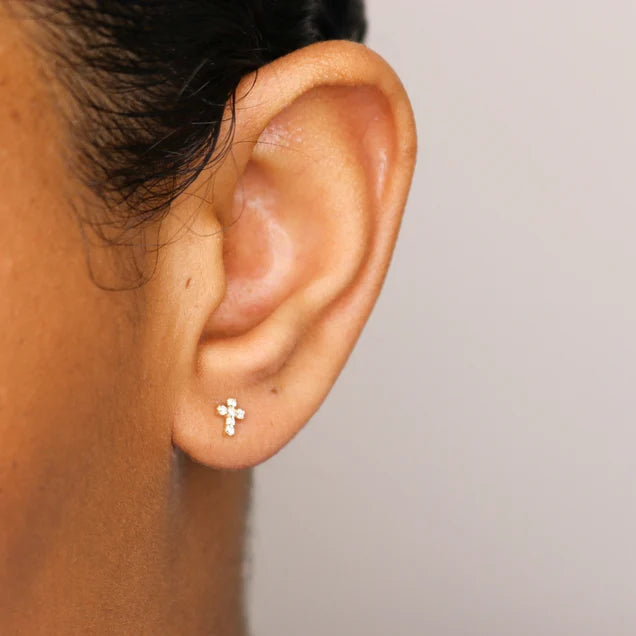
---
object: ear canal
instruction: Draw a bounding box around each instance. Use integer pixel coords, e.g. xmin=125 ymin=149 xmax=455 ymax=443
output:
xmin=206 ymin=160 xmax=302 ymax=339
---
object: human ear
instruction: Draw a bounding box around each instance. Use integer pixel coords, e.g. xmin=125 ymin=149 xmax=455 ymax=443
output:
xmin=159 ymin=40 xmax=416 ymax=469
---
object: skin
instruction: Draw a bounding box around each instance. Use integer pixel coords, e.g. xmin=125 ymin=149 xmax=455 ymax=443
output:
xmin=0 ymin=7 xmax=416 ymax=635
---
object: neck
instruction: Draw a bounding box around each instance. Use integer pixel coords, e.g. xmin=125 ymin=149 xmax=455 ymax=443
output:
xmin=2 ymin=445 xmax=252 ymax=635
xmin=165 ymin=453 xmax=252 ymax=635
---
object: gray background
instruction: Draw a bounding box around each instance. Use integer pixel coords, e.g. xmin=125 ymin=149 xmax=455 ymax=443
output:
xmin=249 ymin=1 xmax=636 ymax=634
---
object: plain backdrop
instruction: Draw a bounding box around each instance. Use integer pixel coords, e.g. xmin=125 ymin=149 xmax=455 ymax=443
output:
xmin=248 ymin=2 xmax=636 ymax=634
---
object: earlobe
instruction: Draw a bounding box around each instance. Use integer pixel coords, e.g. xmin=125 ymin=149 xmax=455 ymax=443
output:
xmin=168 ymin=41 xmax=417 ymax=470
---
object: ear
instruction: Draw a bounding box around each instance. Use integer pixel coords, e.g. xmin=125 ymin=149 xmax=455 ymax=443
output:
xmin=158 ymin=41 xmax=416 ymax=470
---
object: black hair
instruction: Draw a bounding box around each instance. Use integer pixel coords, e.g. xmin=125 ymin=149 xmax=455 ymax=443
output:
xmin=22 ymin=0 xmax=367 ymax=239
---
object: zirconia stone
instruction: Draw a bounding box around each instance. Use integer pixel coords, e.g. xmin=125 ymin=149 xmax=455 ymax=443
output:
xmin=217 ymin=398 xmax=245 ymax=438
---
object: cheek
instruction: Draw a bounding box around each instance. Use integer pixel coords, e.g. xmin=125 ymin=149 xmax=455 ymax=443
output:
xmin=0 ymin=175 xmax=143 ymax=504
xmin=0 ymin=183 xmax=175 ymax=601
xmin=0 ymin=23 xmax=178 ymax=609
xmin=0 ymin=52 xmax=138 ymax=475
xmin=0 ymin=24 xmax=150 ymax=487
xmin=0 ymin=61 xmax=158 ymax=582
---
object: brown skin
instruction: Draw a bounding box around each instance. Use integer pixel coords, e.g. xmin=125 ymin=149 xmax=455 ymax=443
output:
xmin=0 ymin=8 xmax=416 ymax=635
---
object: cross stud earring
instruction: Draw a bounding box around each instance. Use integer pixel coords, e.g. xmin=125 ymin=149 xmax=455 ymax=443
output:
xmin=216 ymin=398 xmax=245 ymax=437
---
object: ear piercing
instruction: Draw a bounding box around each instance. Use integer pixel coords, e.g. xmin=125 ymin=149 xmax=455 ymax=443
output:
xmin=217 ymin=398 xmax=245 ymax=437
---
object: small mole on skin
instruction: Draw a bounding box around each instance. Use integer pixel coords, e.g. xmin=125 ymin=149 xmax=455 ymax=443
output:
xmin=9 ymin=109 xmax=20 ymax=123
xmin=185 ymin=277 xmax=192 ymax=289
xmin=270 ymin=387 xmax=279 ymax=395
